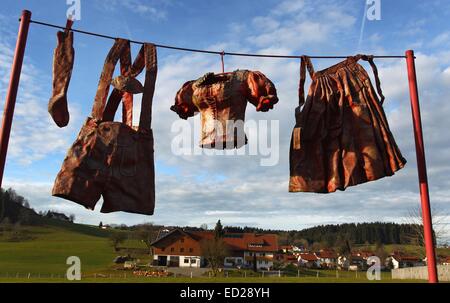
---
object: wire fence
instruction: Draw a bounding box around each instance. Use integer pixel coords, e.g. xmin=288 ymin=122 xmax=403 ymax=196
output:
xmin=0 ymin=269 xmax=389 ymax=281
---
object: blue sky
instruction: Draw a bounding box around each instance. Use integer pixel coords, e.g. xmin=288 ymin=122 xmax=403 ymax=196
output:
xmin=0 ymin=0 xmax=449 ymax=240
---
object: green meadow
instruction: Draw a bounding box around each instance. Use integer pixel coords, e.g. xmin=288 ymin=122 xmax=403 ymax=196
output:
xmin=0 ymin=222 xmax=445 ymax=283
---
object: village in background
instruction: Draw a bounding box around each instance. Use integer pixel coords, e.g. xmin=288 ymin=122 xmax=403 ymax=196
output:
xmin=1 ymin=187 xmax=449 ymax=282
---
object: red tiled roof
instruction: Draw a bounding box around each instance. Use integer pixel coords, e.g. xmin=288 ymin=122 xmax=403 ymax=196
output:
xmin=152 ymin=229 xmax=278 ymax=252
xmin=299 ymin=253 xmax=318 ymax=261
xmin=317 ymin=250 xmax=337 ymax=259
xmin=394 ymin=255 xmax=422 ymax=262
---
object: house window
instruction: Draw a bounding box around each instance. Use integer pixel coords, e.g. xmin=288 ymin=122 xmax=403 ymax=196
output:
xmin=262 ymin=253 xmax=265 ymax=256
xmin=180 ymin=248 xmax=184 ymax=253
xmin=161 ymin=248 xmax=165 ymax=252
xmin=189 ymin=248 xmax=193 ymax=253
xmin=184 ymin=259 xmax=189 ymax=264
xmin=191 ymin=259 xmax=196 ymax=264
xmin=181 ymin=238 xmax=184 ymax=243
xmin=171 ymin=247 xmax=174 ymax=252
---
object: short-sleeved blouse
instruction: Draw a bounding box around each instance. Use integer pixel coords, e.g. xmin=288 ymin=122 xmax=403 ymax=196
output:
xmin=171 ymin=70 xmax=278 ymax=149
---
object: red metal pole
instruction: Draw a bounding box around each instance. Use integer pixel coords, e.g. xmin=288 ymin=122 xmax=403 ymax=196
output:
xmin=0 ymin=10 xmax=31 ymax=188
xmin=405 ymin=50 xmax=438 ymax=283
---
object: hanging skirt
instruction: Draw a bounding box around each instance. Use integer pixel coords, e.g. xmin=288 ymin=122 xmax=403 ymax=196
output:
xmin=289 ymin=55 xmax=406 ymax=193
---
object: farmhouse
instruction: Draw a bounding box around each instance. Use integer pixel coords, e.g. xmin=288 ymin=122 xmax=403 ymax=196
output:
xmin=316 ymin=249 xmax=338 ymax=268
xmin=275 ymin=253 xmax=299 ymax=266
xmin=279 ymin=245 xmax=301 ymax=253
xmin=45 ymin=211 xmax=71 ymax=222
xmin=150 ymin=228 xmax=278 ymax=270
xmin=387 ymin=253 xmax=425 ymax=269
xmin=298 ymin=253 xmax=319 ymax=268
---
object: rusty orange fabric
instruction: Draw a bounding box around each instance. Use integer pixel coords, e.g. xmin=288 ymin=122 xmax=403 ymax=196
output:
xmin=289 ymin=55 xmax=406 ymax=193
xmin=171 ymin=70 xmax=278 ymax=149
xmin=52 ymin=39 xmax=157 ymax=215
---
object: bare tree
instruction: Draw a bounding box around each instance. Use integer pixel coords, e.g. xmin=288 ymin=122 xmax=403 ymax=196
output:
xmin=109 ymin=232 xmax=127 ymax=252
xmin=200 ymin=238 xmax=229 ymax=276
xmin=404 ymin=205 xmax=449 ymax=257
xmin=136 ymin=223 xmax=158 ymax=254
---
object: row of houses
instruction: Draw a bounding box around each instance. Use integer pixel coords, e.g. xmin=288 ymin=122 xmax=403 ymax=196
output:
xmin=149 ymin=228 xmax=450 ymax=271
xmin=277 ymin=246 xmax=450 ymax=270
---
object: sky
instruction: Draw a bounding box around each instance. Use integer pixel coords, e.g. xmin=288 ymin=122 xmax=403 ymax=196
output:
xmin=0 ymin=0 xmax=449 ymax=240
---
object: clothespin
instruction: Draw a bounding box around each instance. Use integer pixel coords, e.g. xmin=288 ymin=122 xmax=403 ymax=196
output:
xmin=65 ymin=15 xmax=74 ymax=35
xmin=220 ymin=50 xmax=225 ymax=73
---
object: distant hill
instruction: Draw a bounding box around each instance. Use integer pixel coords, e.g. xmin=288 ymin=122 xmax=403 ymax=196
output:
xmin=0 ymin=187 xmax=430 ymax=246
xmin=293 ymin=222 xmax=420 ymax=245
xmin=221 ymin=222 xmax=423 ymax=247
xmin=0 ymin=188 xmax=109 ymax=238
xmin=0 ymin=188 xmax=40 ymax=224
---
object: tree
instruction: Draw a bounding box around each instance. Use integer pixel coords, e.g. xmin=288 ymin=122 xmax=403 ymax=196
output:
xmin=17 ymin=208 xmax=32 ymax=225
xmin=200 ymin=223 xmax=208 ymax=231
xmin=336 ymin=237 xmax=352 ymax=261
xmin=214 ymin=220 xmax=224 ymax=239
xmin=404 ymin=205 xmax=449 ymax=257
xmin=311 ymin=241 xmax=322 ymax=252
xmin=69 ymin=214 xmax=75 ymax=223
xmin=375 ymin=242 xmax=388 ymax=263
xmin=99 ymin=221 xmax=103 ymax=228
xmin=201 ymin=220 xmax=229 ymax=276
xmin=136 ymin=223 xmax=158 ymax=254
xmin=200 ymin=237 xmax=229 ymax=276
xmin=109 ymin=232 xmax=127 ymax=252
xmin=294 ymin=238 xmax=309 ymax=250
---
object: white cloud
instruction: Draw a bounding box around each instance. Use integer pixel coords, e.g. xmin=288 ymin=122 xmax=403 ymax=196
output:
xmin=274 ymin=0 xmax=306 ymax=15
xmin=95 ymin=0 xmax=169 ymax=20
xmin=0 ymin=22 xmax=82 ymax=165
xmin=430 ymin=31 xmax=450 ymax=47
xmin=1 ymin=1 xmax=449 ymax=235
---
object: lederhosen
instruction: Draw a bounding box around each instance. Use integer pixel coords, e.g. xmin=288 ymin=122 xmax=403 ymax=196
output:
xmin=289 ymin=55 xmax=406 ymax=193
xmin=52 ymin=39 xmax=157 ymax=215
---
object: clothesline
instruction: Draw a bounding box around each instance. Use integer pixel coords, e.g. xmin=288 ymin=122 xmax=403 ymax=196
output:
xmin=27 ymin=19 xmax=408 ymax=59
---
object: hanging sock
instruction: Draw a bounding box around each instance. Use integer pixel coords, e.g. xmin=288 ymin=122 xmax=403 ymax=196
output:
xmin=48 ymin=29 xmax=74 ymax=127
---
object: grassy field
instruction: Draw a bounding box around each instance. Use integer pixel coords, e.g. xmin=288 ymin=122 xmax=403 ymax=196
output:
xmin=0 ymin=222 xmax=445 ymax=283
xmin=0 ymin=222 xmax=152 ymax=276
